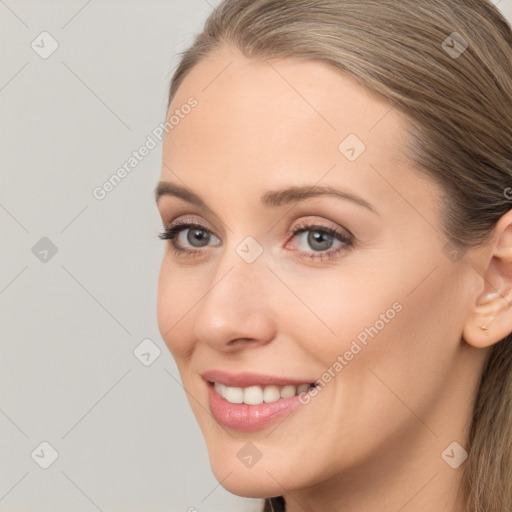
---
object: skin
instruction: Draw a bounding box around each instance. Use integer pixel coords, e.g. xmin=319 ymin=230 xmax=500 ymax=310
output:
xmin=155 ymin=44 xmax=509 ymax=511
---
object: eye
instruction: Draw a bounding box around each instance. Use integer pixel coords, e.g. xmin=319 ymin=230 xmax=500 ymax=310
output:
xmin=285 ymin=220 xmax=353 ymax=261
xmin=158 ymin=218 xmax=353 ymax=261
xmin=158 ymin=220 xmax=221 ymax=257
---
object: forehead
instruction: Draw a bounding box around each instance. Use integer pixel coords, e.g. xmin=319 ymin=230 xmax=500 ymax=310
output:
xmin=168 ymin=45 xmax=403 ymax=145
xmin=161 ymin=45 xmax=422 ymax=212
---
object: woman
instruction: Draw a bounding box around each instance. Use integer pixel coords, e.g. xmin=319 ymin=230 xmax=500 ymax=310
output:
xmin=154 ymin=1 xmax=512 ymax=510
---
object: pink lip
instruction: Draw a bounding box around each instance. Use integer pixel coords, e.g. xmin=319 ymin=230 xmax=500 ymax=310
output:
xmin=206 ymin=382 xmax=304 ymax=431
xmin=201 ymin=369 xmax=314 ymax=387
xmin=201 ymin=370 xmax=315 ymax=431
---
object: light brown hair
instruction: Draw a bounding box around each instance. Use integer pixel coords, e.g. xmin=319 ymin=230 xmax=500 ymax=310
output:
xmin=167 ymin=1 xmax=512 ymax=510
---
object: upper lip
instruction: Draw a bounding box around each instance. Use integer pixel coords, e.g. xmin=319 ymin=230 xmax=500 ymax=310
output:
xmin=201 ymin=369 xmax=315 ymax=387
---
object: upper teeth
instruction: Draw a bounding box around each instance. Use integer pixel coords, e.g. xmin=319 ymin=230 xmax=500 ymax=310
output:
xmin=214 ymin=382 xmax=312 ymax=405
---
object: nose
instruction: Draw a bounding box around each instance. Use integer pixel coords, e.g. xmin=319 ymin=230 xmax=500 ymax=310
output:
xmin=192 ymin=253 xmax=278 ymax=352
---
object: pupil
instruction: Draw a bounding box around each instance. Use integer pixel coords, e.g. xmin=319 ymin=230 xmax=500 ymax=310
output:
xmin=188 ymin=228 xmax=210 ymax=247
xmin=309 ymin=230 xmax=333 ymax=251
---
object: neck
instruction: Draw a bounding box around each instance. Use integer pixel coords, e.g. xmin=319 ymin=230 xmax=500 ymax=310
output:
xmin=284 ymin=432 xmax=468 ymax=512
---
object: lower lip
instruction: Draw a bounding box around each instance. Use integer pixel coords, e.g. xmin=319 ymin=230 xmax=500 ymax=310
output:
xmin=207 ymin=382 xmax=304 ymax=431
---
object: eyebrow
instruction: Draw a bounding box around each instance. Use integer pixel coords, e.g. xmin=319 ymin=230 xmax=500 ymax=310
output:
xmin=154 ymin=181 xmax=377 ymax=214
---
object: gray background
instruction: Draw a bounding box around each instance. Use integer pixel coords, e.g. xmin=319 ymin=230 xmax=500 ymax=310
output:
xmin=1 ymin=1 xmax=511 ymax=511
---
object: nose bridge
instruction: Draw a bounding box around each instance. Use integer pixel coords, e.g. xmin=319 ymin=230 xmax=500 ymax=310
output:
xmin=192 ymin=239 xmax=276 ymax=349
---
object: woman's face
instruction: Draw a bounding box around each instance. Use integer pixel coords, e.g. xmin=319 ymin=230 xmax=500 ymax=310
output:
xmin=155 ymin=45 xmax=485 ymax=499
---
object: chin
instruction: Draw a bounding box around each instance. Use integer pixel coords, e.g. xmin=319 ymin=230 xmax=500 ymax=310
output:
xmin=203 ymin=437 xmax=292 ymax=498
xmin=210 ymin=462 xmax=284 ymax=498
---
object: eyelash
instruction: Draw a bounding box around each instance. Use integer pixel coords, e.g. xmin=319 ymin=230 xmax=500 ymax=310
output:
xmin=158 ymin=220 xmax=354 ymax=262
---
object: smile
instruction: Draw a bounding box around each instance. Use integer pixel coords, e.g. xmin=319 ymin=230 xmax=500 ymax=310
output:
xmin=201 ymin=371 xmax=318 ymax=431
xmin=213 ymin=382 xmax=315 ymax=405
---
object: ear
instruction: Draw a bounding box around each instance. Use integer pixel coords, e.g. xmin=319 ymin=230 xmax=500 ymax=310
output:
xmin=463 ymin=209 xmax=512 ymax=348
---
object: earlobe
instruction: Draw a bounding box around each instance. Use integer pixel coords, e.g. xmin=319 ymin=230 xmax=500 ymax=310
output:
xmin=463 ymin=290 xmax=506 ymax=348
xmin=462 ymin=210 xmax=512 ymax=349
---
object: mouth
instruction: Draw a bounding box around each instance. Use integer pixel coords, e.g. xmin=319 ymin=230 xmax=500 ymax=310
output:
xmin=201 ymin=370 xmax=318 ymax=431
xmin=211 ymin=381 xmax=317 ymax=405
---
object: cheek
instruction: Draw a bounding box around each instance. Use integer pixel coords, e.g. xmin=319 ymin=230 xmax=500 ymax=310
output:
xmin=304 ymin=246 xmax=457 ymax=359
xmin=281 ymin=264 xmax=406 ymax=366
xmin=296 ymin=253 xmax=462 ymax=412
xmin=322 ymin=262 xmax=464 ymax=426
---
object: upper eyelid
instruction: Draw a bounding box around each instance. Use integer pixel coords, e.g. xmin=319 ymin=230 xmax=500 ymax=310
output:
xmin=166 ymin=218 xmax=338 ymax=231
xmin=165 ymin=216 xmax=218 ymax=234
xmin=291 ymin=219 xmax=353 ymax=238
xmin=158 ymin=206 xmax=230 ymax=235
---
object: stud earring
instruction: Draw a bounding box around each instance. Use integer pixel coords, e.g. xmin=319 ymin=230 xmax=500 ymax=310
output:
xmin=480 ymin=325 xmax=489 ymax=331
